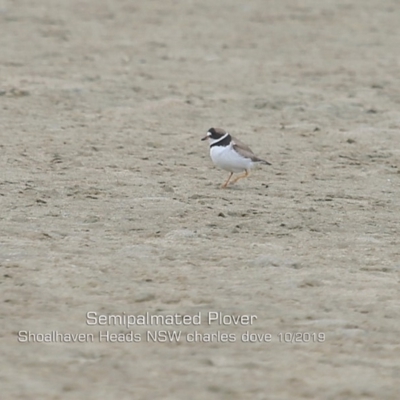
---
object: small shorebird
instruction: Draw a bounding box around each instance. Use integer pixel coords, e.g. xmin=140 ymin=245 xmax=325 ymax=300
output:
xmin=201 ymin=127 xmax=271 ymax=188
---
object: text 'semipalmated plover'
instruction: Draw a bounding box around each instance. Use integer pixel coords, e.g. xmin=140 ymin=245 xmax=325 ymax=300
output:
xmin=201 ymin=127 xmax=271 ymax=188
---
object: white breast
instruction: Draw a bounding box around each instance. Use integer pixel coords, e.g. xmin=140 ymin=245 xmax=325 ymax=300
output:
xmin=210 ymin=144 xmax=253 ymax=173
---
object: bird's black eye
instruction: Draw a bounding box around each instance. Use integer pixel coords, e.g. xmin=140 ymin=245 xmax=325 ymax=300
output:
xmin=208 ymin=128 xmax=216 ymax=136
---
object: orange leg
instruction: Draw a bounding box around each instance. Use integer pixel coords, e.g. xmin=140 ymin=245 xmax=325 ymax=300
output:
xmin=231 ymin=170 xmax=249 ymax=185
xmin=221 ymin=172 xmax=233 ymax=188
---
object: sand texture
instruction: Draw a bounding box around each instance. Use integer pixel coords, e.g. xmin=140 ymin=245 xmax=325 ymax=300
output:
xmin=1 ymin=0 xmax=400 ymax=399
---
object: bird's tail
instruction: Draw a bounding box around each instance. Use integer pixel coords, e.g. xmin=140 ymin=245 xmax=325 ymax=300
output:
xmin=257 ymin=159 xmax=272 ymax=166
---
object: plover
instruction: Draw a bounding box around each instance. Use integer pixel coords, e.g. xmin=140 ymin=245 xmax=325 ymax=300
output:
xmin=201 ymin=127 xmax=271 ymax=188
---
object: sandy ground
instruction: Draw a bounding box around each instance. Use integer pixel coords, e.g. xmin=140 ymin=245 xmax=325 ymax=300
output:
xmin=1 ymin=0 xmax=400 ymax=399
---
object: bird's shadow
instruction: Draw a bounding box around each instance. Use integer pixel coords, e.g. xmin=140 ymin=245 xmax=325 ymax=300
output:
xmin=216 ymin=183 xmax=270 ymax=190
xmin=217 ymin=184 xmax=245 ymax=190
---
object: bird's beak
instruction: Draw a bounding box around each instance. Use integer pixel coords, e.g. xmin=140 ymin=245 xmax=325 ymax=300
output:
xmin=201 ymin=136 xmax=208 ymax=141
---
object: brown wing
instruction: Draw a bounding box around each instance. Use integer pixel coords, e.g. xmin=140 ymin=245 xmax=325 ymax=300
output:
xmin=231 ymin=136 xmax=254 ymax=153
xmin=232 ymin=137 xmax=272 ymax=165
